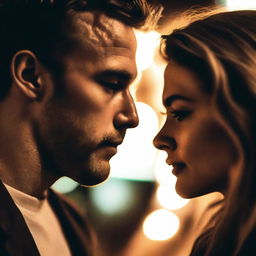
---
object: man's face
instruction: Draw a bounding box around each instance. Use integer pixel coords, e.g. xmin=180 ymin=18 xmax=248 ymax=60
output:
xmin=36 ymin=12 xmax=139 ymax=186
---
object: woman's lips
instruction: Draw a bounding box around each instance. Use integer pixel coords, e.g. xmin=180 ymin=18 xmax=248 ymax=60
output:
xmin=171 ymin=162 xmax=186 ymax=176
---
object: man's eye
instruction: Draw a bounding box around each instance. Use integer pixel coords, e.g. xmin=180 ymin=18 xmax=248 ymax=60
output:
xmin=170 ymin=110 xmax=191 ymax=121
xmin=102 ymin=81 xmax=123 ymax=92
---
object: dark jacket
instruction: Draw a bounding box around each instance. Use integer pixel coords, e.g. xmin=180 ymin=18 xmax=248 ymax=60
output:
xmin=0 ymin=181 xmax=96 ymax=256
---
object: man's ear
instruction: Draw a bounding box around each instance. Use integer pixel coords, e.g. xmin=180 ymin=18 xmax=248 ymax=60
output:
xmin=11 ymin=50 xmax=44 ymax=100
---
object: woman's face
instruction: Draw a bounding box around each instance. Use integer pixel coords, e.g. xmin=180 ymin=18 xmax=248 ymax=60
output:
xmin=153 ymin=61 xmax=237 ymax=198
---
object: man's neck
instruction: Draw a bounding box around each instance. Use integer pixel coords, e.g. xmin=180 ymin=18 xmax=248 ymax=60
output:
xmin=0 ymin=95 xmax=58 ymax=198
xmin=0 ymin=128 xmax=55 ymax=198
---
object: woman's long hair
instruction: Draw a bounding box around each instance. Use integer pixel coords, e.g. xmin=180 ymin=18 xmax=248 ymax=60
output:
xmin=161 ymin=10 xmax=256 ymax=256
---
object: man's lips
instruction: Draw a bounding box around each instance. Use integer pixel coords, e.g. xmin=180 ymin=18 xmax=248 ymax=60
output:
xmin=98 ymin=138 xmax=124 ymax=152
xmin=100 ymin=140 xmax=123 ymax=148
xmin=97 ymin=139 xmax=123 ymax=158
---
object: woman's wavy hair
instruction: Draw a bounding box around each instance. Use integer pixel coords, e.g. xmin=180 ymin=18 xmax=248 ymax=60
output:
xmin=161 ymin=10 xmax=256 ymax=256
xmin=0 ymin=0 xmax=161 ymax=100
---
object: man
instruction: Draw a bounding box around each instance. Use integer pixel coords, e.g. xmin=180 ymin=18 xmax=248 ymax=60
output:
xmin=0 ymin=0 xmax=160 ymax=255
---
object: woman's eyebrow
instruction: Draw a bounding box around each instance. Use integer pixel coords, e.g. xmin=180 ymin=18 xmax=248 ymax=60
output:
xmin=163 ymin=94 xmax=193 ymax=107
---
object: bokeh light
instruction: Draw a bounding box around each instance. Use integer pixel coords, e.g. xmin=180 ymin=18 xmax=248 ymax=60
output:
xmin=135 ymin=30 xmax=161 ymax=71
xmin=90 ymin=178 xmax=134 ymax=216
xmin=157 ymin=184 xmax=189 ymax=210
xmin=110 ymin=102 xmax=159 ymax=181
xmin=226 ymin=0 xmax=256 ymax=10
xmin=51 ymin=176 xmax=79 ymax=194
xmin=143 ymin=209 xmax=180 ymax=241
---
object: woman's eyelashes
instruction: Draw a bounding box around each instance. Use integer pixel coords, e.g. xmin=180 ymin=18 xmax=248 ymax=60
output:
xmin=170 ymin=109 xmax=191 ymax=121
xmin=160 ymin=109 xmax=191 ymax=121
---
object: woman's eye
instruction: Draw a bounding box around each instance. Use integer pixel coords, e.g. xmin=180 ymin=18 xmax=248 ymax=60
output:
xmin=170 ymin=110 xmax=191 ymax=121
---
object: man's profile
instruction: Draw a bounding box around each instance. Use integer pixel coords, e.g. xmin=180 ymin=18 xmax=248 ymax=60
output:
xmin=0 ymin=1 xmax=159 ymax=255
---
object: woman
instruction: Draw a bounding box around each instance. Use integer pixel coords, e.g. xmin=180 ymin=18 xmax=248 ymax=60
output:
xmin=153 ymin=10 xmax=256 ymax=256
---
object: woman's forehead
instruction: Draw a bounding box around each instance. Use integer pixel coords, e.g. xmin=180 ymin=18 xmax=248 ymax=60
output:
xmin=163 ymin=61 xmax=204 ymax=98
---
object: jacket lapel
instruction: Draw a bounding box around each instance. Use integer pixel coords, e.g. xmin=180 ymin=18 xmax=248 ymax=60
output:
xmin=0 ymin=181 xmax=40 ymax=256
xmin=48 ymin=189 xmax=94 ymax=256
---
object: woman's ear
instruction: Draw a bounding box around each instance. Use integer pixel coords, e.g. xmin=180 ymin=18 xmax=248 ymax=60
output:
xmin=11 ymin=50 xmax=44 ymax=100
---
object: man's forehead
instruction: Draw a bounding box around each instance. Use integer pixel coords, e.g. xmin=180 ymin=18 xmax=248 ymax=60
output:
xmin=60 ymin=12 xmax=137 ymax=78
xmin=70 ymin=11 xmax=136 ymax=51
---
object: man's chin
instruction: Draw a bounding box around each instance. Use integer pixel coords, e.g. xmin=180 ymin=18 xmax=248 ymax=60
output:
xmin=76 ymin=162 xmax=111 ymax=186
xmin=79 ymin=174 xmax=110 ymax=187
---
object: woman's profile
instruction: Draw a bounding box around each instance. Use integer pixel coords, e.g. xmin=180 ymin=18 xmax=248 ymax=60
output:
xmin=153 ymin=10 xmax=256 ymax=256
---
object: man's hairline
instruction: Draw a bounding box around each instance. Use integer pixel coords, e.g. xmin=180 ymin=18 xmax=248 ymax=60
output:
xmin=39 ymin=10 xmax=137 ymax=71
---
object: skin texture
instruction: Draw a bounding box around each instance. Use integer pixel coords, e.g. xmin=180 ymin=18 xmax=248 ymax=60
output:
xmin=0 ymin=12 xmax=138 ymax=197
xmin=153 ymin=61 xmax=237 ymax=198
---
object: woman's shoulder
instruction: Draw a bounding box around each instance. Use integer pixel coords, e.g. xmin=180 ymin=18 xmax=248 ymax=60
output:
xmin=189 ymin=228 xmax=213 ymax=256
xmin=190 ymin=227 xmax=256 ymax=256
xmin=238 ymin=227 xmax=256 ymax=256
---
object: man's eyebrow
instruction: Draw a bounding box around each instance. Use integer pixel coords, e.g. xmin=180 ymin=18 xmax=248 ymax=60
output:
xmin=96 ymin=69 xmax=134 ymax=81
xmin=163 ymin=94 xmax=193 ymax=107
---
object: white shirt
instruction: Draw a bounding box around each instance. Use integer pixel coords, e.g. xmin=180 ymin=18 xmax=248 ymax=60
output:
xmin=4 ymin=183 xmax=72 ymax=256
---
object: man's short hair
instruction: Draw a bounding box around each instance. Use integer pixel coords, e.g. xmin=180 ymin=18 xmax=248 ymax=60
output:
xmin=0 ymin=0 xmax=161 ymax=100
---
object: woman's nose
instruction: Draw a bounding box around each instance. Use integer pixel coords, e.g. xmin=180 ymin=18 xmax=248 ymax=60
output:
xmin=153 ymin=132 xmax=177 ymax=152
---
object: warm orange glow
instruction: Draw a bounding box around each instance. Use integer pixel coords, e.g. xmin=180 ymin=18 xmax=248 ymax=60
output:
xmin=143 ymin=209 xmax=180 ymax=241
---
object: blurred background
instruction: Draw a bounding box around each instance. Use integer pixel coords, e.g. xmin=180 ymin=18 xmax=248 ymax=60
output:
xmin=52 ymin=1 xmax=256 ymax=255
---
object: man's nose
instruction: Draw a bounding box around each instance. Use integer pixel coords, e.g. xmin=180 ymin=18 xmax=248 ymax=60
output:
xmin=114 ymin=91 xmax=139 ymax=130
